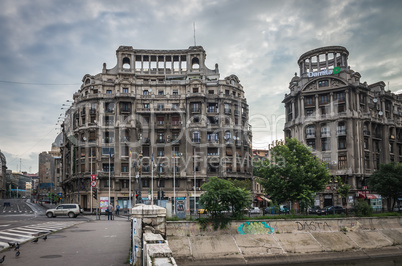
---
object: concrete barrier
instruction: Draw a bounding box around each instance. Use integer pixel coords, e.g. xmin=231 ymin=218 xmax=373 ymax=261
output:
xmin=167 ymin=217 xmax=402 ymax=265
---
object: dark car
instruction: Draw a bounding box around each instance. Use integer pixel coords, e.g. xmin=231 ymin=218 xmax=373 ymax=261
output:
xmin=309 ymin=206 xmax=326 ymax=215
xmin=326 ymin=205 xmax=345 ymax=214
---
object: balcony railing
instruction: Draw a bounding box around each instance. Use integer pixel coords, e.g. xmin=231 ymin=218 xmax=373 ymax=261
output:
xmin=224 ymin=109 xmax=232 ymax=115
xmin=192 ymin=138 xmax=201 ymax=143
xmin=306 ymin=133 xmax=316 ymax=139
xmin=363 ymin=130 xmax=370 ymax=136
xmin=337 ymin=130 xmax=347 ymax=136
xmin=321 ymin=132 xmax=331 ymax=138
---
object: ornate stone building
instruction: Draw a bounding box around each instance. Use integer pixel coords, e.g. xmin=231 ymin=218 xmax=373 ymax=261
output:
xmin=61 ymin=46 xmax=253 ymax=212
xmin=283 ymin=46 xmax=402 ymax=209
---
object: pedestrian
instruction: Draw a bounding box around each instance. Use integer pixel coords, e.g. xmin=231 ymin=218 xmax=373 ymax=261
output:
xmin=107 ymin=204 xmax=114 ymax=220
xmin=116 ymin=204 xmax=120 ymax=216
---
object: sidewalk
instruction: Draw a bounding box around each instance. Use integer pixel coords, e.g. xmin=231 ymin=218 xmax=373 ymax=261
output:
xmin=0 ymin=215 xmax=131 ymax=266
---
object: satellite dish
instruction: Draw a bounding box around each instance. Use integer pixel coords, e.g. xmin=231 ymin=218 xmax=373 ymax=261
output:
xmin=378 ymin=111 xmax=383 ymax=116
xmin=149 ymin=89 xmax=152 ymax=92
xmin=373 ymin=98 xmax=378 ymax=103
xmin=83 ymin=137 xmax=87 ymax=141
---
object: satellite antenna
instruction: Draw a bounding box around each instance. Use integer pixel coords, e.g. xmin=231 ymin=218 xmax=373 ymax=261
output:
xmin=378 ymin=111 xmax=383 ymax=116
xmin=373 ymin=98 xmax=378 ymax=103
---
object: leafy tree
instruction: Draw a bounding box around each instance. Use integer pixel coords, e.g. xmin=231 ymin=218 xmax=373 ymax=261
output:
xmin=200 ymin=177 xmax=251 ymax=219
xmin=228 ymin=178 xmax=252 ymax=191
xmin=254 ymin=138 xmax=331 ymax=211
xmin=336 ymin=176 xmax=351 ymax=200
xmin=367 ymin=162 xmax=402 ymax=211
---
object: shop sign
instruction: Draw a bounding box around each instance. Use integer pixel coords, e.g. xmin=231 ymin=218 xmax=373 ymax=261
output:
xmin=308 ymin=66 xmax=341 ymax=77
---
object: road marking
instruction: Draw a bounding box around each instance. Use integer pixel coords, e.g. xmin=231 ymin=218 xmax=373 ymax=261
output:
xmin=0 ymin=231 xmax=32 ymax=238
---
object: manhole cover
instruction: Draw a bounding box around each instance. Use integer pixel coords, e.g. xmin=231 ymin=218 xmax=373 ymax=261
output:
xmin=48 ymin=235 xmax=65 ymax=239
xmin=69 ymin=230 xmax=94 ymax=232
xmin=40 ymin=255 xmax=62 ymax=259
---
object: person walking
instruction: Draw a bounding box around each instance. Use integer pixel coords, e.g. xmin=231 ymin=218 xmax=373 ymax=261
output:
xmin=107 ymin=204 xmax=114 ymax=220
xmin=116 ymin=204 xmax=120 ymax=216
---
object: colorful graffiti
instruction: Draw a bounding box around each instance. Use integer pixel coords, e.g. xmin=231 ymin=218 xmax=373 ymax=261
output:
xmin=238 ymin=221 xmax=274 ymax=235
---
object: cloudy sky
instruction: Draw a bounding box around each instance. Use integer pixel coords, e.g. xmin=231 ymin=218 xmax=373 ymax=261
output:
xmin=0 ymin=0 xmax=401 ymax=173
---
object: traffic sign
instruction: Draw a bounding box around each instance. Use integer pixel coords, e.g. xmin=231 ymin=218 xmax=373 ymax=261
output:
xmin=91 ymin=180 xmax=97 ymax=187
xmin=91 ymin=174 xmax=97 ymax=181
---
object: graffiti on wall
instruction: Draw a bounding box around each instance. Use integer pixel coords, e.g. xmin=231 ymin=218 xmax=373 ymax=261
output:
xmin=296 ymin=221 xmax=331 ymax=231
xmin=238 ymin=221 xmax=274 ymax=235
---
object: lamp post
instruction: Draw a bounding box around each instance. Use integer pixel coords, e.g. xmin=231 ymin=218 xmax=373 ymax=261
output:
xmin=138 ymin=153 xmax=143 ymax=204
xmin=173 ymin=153 xmax=176 ymax=216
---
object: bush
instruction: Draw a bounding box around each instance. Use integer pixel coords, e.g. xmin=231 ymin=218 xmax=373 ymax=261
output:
xmin=354 ymin=199 xmax=373 ymax=216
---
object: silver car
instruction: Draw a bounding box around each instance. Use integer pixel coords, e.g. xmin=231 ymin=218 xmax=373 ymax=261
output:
xmin=46 ymin=204 xmax=83 ymax=218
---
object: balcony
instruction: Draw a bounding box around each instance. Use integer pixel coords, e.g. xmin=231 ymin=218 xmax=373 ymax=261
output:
xmin=321 ymin=132 xmax=331 ymax=138
xmin=192 ymin=138 xmax=201 ymax=143
xmin=207 ymin=108 xmax=218 ymax=114
xmin=156 ymin=138 xmax=165 ymax=143
xmin=224 ymin=109 xmax=232 ymax=115
xmin=191 ymin=108 xmax=201 ymax=114
xmin=90 ymin=108 xmax=96 ymax=115
xmin=234 ymin=110 xmax=240 ymax=116
xmin=143 ymin=138 xmax=150 ymax=145
xmin=306 ymin=133 xmax=316 ymax=139
xmin=337 ymin=130 xmax=347 ymax=136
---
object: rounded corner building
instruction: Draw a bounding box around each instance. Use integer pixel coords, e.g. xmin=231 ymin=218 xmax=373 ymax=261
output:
xmin=61 ymin=45 xmax=253 ymax=214
xmin=283 ymin=45 xmax=402 ymax=209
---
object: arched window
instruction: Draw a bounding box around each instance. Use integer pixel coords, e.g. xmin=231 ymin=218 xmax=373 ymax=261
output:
xmin=122 ymin=57 xmax=130 ymax=69
xmin=191 ymin=57 xmax=200 ymax=69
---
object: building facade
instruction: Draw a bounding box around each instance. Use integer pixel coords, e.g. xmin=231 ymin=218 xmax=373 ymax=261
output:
xmin=283 ymin=46 xmax=402 ymax=209
xmin=0 ymin=150 xmax=7 ymax=199
xmin=61 ymin=46 xmax=253 ymax=212
xmin=38 ymin=134 xmax=63 ymax=203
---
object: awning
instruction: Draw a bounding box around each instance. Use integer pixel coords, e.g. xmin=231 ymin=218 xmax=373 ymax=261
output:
xmin=357 ymin=192 xmax=377 ymax=199
xmin=256 ymin=196 xmax=263 ymax=202
xmin=260 ymin=195 xmax=272 ymax=202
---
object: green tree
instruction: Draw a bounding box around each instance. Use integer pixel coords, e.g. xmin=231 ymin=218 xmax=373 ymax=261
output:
xmin=200 ymin=177 xmax=251 ymax=219
xmin=367 ymin=162 xmax=402 ymax=211
xmin=336 ymin=176 xmax=351 ymax=201
xmin=254 ymin=138 xmax=331 ymax=211
xmin=228 ymin=178 xmax=252 ymax=191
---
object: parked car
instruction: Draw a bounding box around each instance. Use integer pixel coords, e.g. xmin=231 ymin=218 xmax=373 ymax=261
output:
xmin=249 ymin=207 xmax=261 ymax=214
xmin=309 ymin=206 xmax=327 ymax=215
xmin=326 ymin=205 xmax=346 ymax=215
xmin=46 ymin=204 xmax=83 ymax=218
xmin=279 ymin=205 xmax=290 ymax=214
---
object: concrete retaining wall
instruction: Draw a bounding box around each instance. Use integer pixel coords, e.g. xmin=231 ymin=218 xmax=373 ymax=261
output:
xmin=166 ymin=217 xmax=402 ymax=265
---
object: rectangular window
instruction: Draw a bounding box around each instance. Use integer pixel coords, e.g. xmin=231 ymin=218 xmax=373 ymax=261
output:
xmin=172 ymin=90 xmax=178 ymax=95
xmin=191 ymin=103 xmax=200 ymax=113
xmin=172 ymin=116 xmax=180 ymax=125
xmin=142 ymin=179 xmax=149 ymax=187
xmin=120 ymin=102 xmax=131 ymax=113
xmin=143 ymin=103 xmax=149 ymax=109
xmin=338 ymin=156 xmax=347 ymax=169
xmin=307 ymin=140 xmax=315 ymax=151
xmin=122 ymin=88 xmax=128 ymax=93
xmin=121 ymin=145 xmax=129 ymax=156
xmin=102 ymin=147 xmax=114 ymax=156
xmin=106 ymin=90 xmax=112 ymax=94
xmin=338 ymin=137 xmax=346 ymax=150
xmin=105 ymin=102 xmax=114 ymax=112
xmin=193 ymin=87 xmax=199 ymax=93
xmin=143 ymin=90 xmax=149 ymax=95
xmin=121 ymin=163 xmax=129 ymax=173
xmin=102 ymin=163 xmax=114 ymax=172
xmin=208 ymin=90 xmax=214 ymax=94
xmin=157 ymin=147 xmax=164 ymax=157
xmin=103 ymin=131 xmax=114 ymax=143
xmin=158 ymin=90 xmax=164 ymax=95
xmin=335 ymin=92 xmax=345 ymax=102
xmin=104 ymin=116 xmax=114 ymax=126
xmin=172 ymin=103 xmax=179 ymax=109
xmin=157 ymin=103 xmax=164 ymax=110
xmin=319 ymin=94 xmax=329 ymax=105
xmin=305 ymin=97 xmax=314 ymax=106
xmin=318 ymin=80 xmax=329 ymax=87
xmin=157 ymin=116 xmax=164 ymax=125
xmin=338 ymin=104 xmax=345 ymax=113
xmin=158 ymin=179 xmax=165 ymax=188
xmin=322 ymin=138 xmax=330 ymax=151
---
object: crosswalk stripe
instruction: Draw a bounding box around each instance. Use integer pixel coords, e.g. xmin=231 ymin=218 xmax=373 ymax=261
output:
xmin=0 ymin=231 xmax=33 ymax=237
xmin=0 ymin=241 xmax=9 ymax=248
xmin=0 ymin=235 xmax=28 ymax=241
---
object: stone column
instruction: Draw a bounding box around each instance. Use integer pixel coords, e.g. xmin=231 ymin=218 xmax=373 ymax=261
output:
xmin=315 ymin=94 xmax=319 ymax=119
xmin=325 ymin=53 xmax=329 ymax=70
xmin=330 ymin=92 xmax=334 ymax=117
xmin=317 ymin=55 xmax=320 ymax=71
